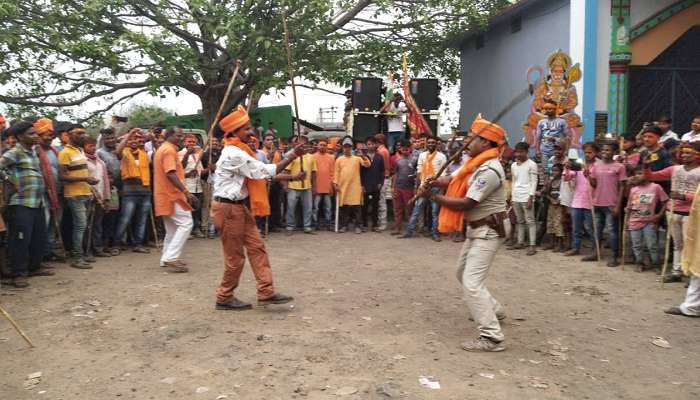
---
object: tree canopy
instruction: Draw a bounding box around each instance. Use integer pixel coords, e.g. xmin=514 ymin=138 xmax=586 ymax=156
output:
xmin=0 ymin=0 xmax=509 ymax=127
xmin=123 ymin=103 xmax=175 ymax=128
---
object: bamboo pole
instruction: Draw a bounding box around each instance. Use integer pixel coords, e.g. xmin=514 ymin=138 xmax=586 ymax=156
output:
xmin=585 ymin=169 xmax=602 ymax=264
xmin=282 ymin=11 xmax=304 ymax=175
xmin=660 ymin=200 xmax=674 ymax=288
xmin=0 ymin=304 xmax=34 ymax=348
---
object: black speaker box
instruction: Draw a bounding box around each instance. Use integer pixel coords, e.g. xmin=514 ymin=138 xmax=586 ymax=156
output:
xmin=352 ymin=78 xmax=382 ymax=112
xmin=352 ymin=114 xmax=380 ymax=141
xmin=409 ymin=78 xmax=440 ymax=112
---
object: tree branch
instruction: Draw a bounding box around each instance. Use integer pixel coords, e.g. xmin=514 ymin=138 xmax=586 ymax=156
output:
xmin=77 ymin=88 xmax=150 ymax=124
xmin=328 ymin=0 xmax=373 ymax=33
xmin=295 ymin=84 xmax=346 ymax=96
xmin=0 ymin=81 xmax=150 ymax=107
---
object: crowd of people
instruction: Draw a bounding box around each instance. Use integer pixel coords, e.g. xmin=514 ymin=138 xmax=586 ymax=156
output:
xmin=0 ymin=109 xmax=698 ymax=320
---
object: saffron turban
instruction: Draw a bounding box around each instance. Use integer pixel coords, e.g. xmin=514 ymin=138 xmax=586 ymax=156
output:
xmin=471 ymin=114 xmax=506 ymax=146
xmin=33 ymin=118 xmax=54 ymax=135
xmin=0 ymin=115 xmax=5 ymax=127
xmin=220 ymin=105 xmax=250 ymax=134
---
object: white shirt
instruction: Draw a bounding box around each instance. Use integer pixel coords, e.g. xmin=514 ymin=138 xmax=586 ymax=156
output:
xmin=416 ymin=150 xmax=447 ymax=183
xmin=178 ymin=148 xmax=203 ymax=193
xmin=681 ymin=130 xmax=700 ymax=142
xmin=386 ymin=101 xmax=407 ymax=132
xmin=660 ymin=130 xmax=679 ymax=143
xmin=510 ymin=159 xmax=538 ymax=203
xmin=86 ymin=157 xmax=108 ymax=202
xmin=213 ymin=145 xmax=277 ymax=201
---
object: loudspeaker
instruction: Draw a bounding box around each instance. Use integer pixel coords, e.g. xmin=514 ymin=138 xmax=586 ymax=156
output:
xmin=352 ymin=78 xmax=382 ymax=111
xmin=409 ymin=78 xmax=440 ymax=112
xmin=352 ymin=114 xmax=380 ymax=140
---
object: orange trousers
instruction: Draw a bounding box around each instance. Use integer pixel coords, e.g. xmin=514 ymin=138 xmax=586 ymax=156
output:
xmin=212 ymin=202 xmax=275 ymax=303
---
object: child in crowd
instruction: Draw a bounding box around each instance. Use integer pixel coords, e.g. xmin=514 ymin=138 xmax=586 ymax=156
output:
xmin=564 ymin=142 xmax=598 ymax=258
xmin=543 ymin=164 xmax=566 ymax=251
xmin=502 ymin=157 xmax=515 ymax=246
xmin=588 ymin=141 xmax=626 ymax=267
xmin=644 ymin=141 xmax=700 ymax=282
xmin=626 ymin=166 xmax=668 ymax=272
xmin=509 ymin=142 xmax=538 ymax=255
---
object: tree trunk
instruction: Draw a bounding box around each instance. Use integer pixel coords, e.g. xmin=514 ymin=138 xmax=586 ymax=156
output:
xmin=199 ymin=87 xmax=246 ymax=137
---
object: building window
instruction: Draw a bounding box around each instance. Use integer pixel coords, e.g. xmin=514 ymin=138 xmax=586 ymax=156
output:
xmin=475 ymin=34 xmax=484 ymax=50
xmin=511 ymin=16 xmax=522 ymax=33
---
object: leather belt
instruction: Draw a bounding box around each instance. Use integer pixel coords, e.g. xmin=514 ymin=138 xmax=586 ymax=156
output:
xmin=468 ymin=212 xmax=505 ymax=229
xmin=468 ymin=211 xmax=507 ymax=238
xmin=214 ymin=196 xmax=247 ymax=205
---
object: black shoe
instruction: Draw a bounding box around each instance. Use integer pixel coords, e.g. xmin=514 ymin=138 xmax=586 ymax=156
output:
xmin=216 ymin=298 xmax=253 ymax=311
xmin=662 ymin=274 xmax=683 ymax=283
xmin=398 ymin=233 xmax=413 ymax=239
xmin=258 ymin=293 xmax=294 ymax=305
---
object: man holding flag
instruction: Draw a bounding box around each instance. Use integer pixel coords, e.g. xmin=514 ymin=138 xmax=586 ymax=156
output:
xmin=417 ymin=114 xmax=510 ymax=352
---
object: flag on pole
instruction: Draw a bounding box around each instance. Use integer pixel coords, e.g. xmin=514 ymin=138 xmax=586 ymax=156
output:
xmin=402 ymin=54 xmax=433 ymax=137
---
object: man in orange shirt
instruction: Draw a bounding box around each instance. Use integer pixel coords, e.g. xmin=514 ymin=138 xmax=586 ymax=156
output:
xmin=313 ymin=137 xmax=335 ymax=230
xmin=153 ymin=126 xmax=197 ymax=272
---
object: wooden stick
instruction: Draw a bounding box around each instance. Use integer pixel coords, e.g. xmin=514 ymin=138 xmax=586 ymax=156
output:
xmin=282 ymin=11 xmax=303 ymax=173
xmin=150 ymin=209 xmax=160 ymax=250
xmin=0 ymin=304 xmax=34 ymax=348
xmin=408 ymin=87 xmax=531 ymax=206
xmin=51 ymin=209 xmax=66 ymax=259
xmin=660 ymin=200 xmax=674 ymax=288
xmin=335 ymin=195 xmax=340 ymax=233
xmin=206 ymin=60 xmax=242 ymax=175
xmin=621 ymin=212 xmax=629 ymax=271
xmin=585 ymin=173 xmax=602 ymax=263
xmin=85 ymin=201 xmax=96 ymax=256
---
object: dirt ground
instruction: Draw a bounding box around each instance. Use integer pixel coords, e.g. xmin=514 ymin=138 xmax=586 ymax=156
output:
xmin=1 ymin=231 xmax=699 ymax=400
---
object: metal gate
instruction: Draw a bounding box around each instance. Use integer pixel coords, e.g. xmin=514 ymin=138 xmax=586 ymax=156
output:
xmin=628 ymin=25 xmax=700 ymax=135
xmin=628 ymin=67 xmax=700 ymax=134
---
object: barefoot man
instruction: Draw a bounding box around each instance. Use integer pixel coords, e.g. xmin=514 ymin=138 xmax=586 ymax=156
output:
xmin=213 ymin=105 xmax=304 ymax=310
xmin=417 ymin=115 xmax=510 ymax=352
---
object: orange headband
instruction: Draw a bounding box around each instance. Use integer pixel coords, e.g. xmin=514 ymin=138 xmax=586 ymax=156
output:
xmin=470 ymin=114 xmax=506 ymax=146
xmin=33 ymin=118 xmax=54 ymax=135
xmin=219 ymin=105 xmax=250 ymax=134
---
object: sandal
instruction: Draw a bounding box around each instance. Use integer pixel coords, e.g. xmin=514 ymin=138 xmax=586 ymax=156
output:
xmin=133 ymin=246 xmax=151 ymax=254
xmin=109 ymin=248 xmax=121 ymax=256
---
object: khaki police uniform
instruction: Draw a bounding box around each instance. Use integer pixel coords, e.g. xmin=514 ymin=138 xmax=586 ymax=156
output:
xmin=455 ymin=157 xmax=511 ymax=343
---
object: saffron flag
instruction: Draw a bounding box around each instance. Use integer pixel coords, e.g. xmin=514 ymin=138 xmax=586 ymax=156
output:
xmin=402 ymin=54 xmax=433 ymax=137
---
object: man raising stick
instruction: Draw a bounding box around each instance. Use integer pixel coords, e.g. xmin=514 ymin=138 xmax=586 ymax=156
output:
xmin=417 ymin=115 xmax=509 ymax=352
xmin=213 ymin=105 xmax=304 ymax=311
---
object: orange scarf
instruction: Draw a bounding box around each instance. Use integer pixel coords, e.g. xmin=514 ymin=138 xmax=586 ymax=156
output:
xmin=121 ymin=148 xmax=151 ymax=186
xmin=438 ymin=147 xmax=501 ymax=233
xmin=224 ymin=136 xmax=270 ymax=217
xmin=421 ymin=150 xmax=437 ymax=181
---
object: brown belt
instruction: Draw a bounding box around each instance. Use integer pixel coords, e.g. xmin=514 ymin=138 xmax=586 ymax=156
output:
xmin=468 ymin=211 xmax=507 ymax=237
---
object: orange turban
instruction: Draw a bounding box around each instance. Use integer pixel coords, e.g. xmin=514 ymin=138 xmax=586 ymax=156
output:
xmin=471 ymin=114 xmax=506 ymax=146
xmin=219 ymin=105 xmax=250 ymax=134
xmin=33 ymin=118 xmax=54 ymax=135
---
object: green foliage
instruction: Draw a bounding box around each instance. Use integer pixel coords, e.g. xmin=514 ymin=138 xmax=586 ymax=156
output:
xmin=123 ymin=103 xmax=174 ymax=128
xmin=0 ymin=0 xmax=510 ymax=125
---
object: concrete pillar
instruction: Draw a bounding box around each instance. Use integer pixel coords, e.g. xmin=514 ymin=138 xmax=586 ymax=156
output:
xmin=607 ymin=0 xmax=631 ymax=134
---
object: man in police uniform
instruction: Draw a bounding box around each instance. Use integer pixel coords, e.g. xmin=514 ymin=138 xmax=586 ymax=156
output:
xmin=418 ymin=115 xmax=510 ymax=352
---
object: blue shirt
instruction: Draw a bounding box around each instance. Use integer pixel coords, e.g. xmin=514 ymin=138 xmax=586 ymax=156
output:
xmin=536 ymin=117 xmax=568 ymax=157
